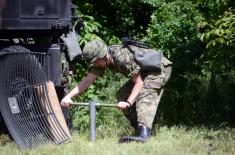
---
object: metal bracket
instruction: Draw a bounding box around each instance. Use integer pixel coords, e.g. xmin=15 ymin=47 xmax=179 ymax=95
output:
xmin=8 ymin=97 xmax=20 ymax=114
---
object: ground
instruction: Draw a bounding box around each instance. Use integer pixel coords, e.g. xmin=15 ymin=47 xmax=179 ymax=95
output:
xmin=0 ymin=126 xmax=234 ymax=155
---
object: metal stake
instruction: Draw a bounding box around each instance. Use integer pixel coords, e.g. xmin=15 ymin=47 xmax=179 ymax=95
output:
xmin=89 ymin=102 xmax=96 ymax=142
xmin=70 ymin=102 xmax=117 ymax=142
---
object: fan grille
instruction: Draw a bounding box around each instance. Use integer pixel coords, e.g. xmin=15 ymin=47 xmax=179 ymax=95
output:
xmin=0 ymin=52 xmax=70 ymax=149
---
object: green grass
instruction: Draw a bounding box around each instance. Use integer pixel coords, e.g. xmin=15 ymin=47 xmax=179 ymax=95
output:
xmin=0 ymin=126 xmax=234 ymax=155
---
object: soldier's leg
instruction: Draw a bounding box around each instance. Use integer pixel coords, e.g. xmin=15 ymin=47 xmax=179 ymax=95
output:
xmin=118 ymin=88 xmax=161 ymax=143
xmin=136 ymin=71 xmax=163 ymax=129
xmin=116 ymin=80 xmax=138 ymax=129
xmin=136 ymin=87 xmax=161 ymax=129
xmin=118 ymin=70 xmax=163 ymax=143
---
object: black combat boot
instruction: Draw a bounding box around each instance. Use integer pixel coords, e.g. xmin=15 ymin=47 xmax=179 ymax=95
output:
xmin=118 ymin=125 xmax=151 ymax=143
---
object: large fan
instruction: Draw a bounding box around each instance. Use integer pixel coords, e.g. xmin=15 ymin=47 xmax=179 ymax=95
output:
xmin=0 ymin=46 xmax=70 ymax=149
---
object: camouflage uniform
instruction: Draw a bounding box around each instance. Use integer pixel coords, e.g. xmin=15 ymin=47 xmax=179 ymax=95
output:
xmin=90 ymin=45 xmax=171 ymax=129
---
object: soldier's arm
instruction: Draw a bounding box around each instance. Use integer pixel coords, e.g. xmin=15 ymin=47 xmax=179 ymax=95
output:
xmin=127 ymin=73 xmax=144 ymax=105
xmin=117 ymin=73 xmax=144 ymax=109
xmin=61 ymin=72 xmax=99 ymax=107
xmin=70 ymin=72 xmax=98 ymax=97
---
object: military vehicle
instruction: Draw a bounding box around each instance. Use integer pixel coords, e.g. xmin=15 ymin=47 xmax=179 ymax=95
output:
xmin=0 ymin=0 xmax=82 ymax=149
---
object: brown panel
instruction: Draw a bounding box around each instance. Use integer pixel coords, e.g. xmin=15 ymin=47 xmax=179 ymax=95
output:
xmin=47 ymin=81 xmax=71 ymax=138
xmin=34 ymin=81 xmax=71 ymax=143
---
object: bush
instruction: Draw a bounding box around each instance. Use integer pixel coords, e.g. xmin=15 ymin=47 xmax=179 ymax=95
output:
xmin=69 ymin=0 xmax=235 ymax=131
xmin=144 ymin=0 xmax=203 ymax=59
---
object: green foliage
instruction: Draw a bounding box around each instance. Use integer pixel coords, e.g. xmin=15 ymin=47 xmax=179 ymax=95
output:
xmin=158 ymin=70 xmax=235 ymax=126
xmin=196 ymin=0 xmax=234 ymax=20
xmin=77 ymin=13 xmax=103 ymax=47
xmin=140 ymin=0 xmax=235 ymax=127
xmin=144 ymin=0 xmax=203 ymax=58
xmin=100 ymin=0 xmax=153 ymax=37
xmin=75 ymin=8 xmax=121 ymax=46
xmin=200 ymin=11 xmax=235 ymax=73
xmin=69 ymin=0 xmax=235 ymax=131
xmin=74 ymin=0 xmax=153 ymax=38
xmin=201 ymin=11 xmax=235 ymax=49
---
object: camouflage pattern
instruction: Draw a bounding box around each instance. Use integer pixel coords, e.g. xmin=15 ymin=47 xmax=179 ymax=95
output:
xmin=117 ymin=71 xmax=162 ymax=129
xmin=116 ymin=80 xmax=138 ymax=128
xmin=90 ymin=45 xmax=171 ymax=129
xmin=82 ymin=40 xmax=108 ymax=63
xmin=136 ymin=74 xmax=162 ymax=129
xmin=61 ymin=52 xmax=71 ymax=86
xmin=108 ymin=45 xmax=140 ymax=78
xmin=90 ymin=45 xmax=141 ymax=78
xmin=160 ymin=56 xmax=173 ymax=86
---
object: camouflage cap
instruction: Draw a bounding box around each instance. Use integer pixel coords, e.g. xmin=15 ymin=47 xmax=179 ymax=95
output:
xmin=82 ymin=40 xmax=108 ymax=63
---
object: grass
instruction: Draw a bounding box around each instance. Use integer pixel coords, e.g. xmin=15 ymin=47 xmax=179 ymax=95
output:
xmin=0 ymin=126 xmax=234 ymax=155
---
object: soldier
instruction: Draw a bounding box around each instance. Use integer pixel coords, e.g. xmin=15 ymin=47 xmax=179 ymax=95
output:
xmin=61 ymin=39 xmax=172 ymax=143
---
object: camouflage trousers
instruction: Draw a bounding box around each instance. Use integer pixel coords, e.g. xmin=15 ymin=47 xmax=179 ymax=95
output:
xmin=116 ymin=71 xmax=163 ymax=129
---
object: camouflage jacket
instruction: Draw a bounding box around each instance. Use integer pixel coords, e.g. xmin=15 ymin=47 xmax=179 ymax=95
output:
xmin=90 ymin=45 xmax=172 ymax=89
xmin=90 ymin=45 xmax=140 ymax=78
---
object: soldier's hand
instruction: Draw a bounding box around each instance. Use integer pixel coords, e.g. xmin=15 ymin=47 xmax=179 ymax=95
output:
xmin=117 ymin=101 xmax=131 ymax=110
xmin=61 ymin=96 xmax=73 ymax=107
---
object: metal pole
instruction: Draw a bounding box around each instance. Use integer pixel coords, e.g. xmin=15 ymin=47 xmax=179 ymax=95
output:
xmin=89 ymin=102 xmax=96 ymax=142
xmin=69 ymin=102 xmax=117 ymax=142
xmin=70 ymin=102 xmax=117 ymax=107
